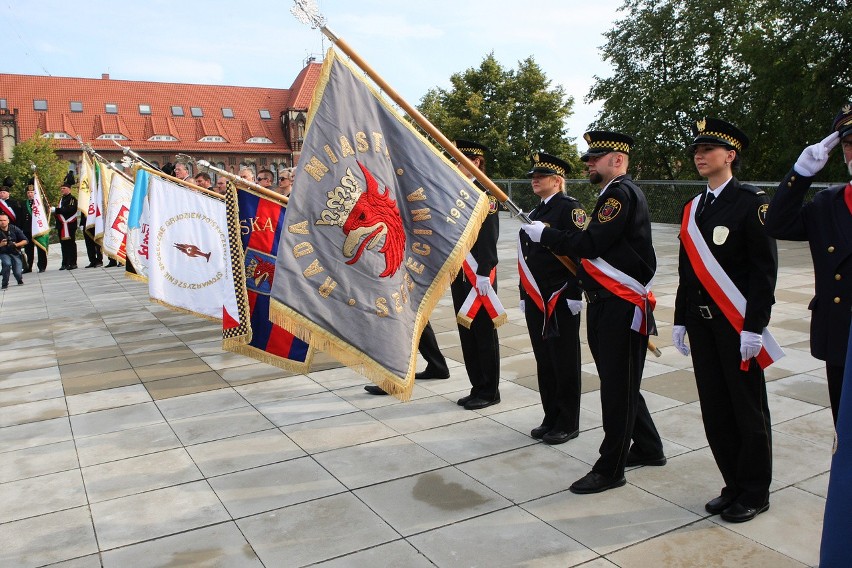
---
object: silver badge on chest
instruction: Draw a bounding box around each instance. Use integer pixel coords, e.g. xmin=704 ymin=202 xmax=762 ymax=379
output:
xmin=712 ymin=226 xmax=730 ymax=245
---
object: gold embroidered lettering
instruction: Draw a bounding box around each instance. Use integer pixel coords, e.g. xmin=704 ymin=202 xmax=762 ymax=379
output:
xmin=405 ymin=257 xmax=425 ymax=275
xmin=339 ymin=135 xmax=355 ymax=157
xmin=375 ymin=297 xmax=389 ymax=317
xmin=410 ymin=208 xmax=431 ymax=222
xmin=318 ymin=277 xmax=337 ymax=298
xmin=289 ymin=220 xmax=309 ymax=234
xmin=411 ymin=242 xmax=430 ymax=256
xmin=407 ymin=187 xmax=426 ymax=202
xmin=304 ymin=157 xmax=329 ymax=181
xmin=355 ymin=131 xmax=369 ymax=153
xmin=323 ymin=144 xmax=339 ymax=164
xmin=303 ymin=259 xmax=324 ymax=277
xmin=293 ymin=242 xmax=314 ymax=258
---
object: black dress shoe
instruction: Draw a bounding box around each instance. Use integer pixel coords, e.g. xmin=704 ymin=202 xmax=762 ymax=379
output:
xmin=705 ymin=495 xmax=736 ymax=515
xmin=569 ymin=471 xmax=627 ymax=494
xmin=720 ymin=502 xmax=769 ymax=523
xmin=106 ymin=260 xmax=118 ymax=267
xmin=625 ymin=450 xmax=667 ymax=467
xmin=67 ymin=265 xmax=78 ymax=270
xmin=543 ymin=429 xmax=579 ymax=445
xmin=94 ymin=262 xmax=103 ymax=267
xmin=85 ymin=263 xmax=96 ymax=268
xmin=59 ymin=265 xmax=67 ymax=271
xmin=364 ymin=385 xmax=389 ymax=396
xmin=415 ymin=369 xmax=450 ymax=381
xmin=531 ymin=425 xmax=551 ymax=439
xmin=38 ymin=268 xmax=45 ymax=273
xmin=457 ymin=395 xmax=474 ymax=406
xmin=22 ymin=268 xmax=32 ymax=274
xmin=464 ymin=396 xmax=500 ymax=410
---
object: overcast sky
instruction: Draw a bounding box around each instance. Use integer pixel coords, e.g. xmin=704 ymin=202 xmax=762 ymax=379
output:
xmin=0 ymin=0 xmax=624 ymax=151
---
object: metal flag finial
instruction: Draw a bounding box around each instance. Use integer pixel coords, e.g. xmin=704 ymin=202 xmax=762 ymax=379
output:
xmin=291 ymin=0 xmax=326 ymax=29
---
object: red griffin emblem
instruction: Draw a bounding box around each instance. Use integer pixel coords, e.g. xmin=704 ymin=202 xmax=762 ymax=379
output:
xmin=174 ymin=243 xmax=212 ymax=262
xmin=341 ymin=161 xmax=406 ymax=278
xmin=247 ymin=256 xmax=276 ymax=286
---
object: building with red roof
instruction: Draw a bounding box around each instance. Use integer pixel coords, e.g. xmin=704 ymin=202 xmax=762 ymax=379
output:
xmin=0 ymin=59 xmax=322 ymax=182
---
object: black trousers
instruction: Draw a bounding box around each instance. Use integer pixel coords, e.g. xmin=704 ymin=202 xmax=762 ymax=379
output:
xmin=83 ymin=229 xmax=102 ymax=265
xmin=451 ymin=276 xmax=500 ymax=400
xmin=418 ymin=321 xmax=449 ymax=375
xmin=827 ymin=363 xmax=844 ymax=425
xmin=23 ymin=239 xmax=47 ymax=271
xmin=59 ymin=237 xmax=77 ymax=268
xmin=587 ymin=298 xmax=663 ymax=478
xmin=686 ymin=308 xmax=772 ymax=508
xmin=525 ymin=298 xmax=581 ymax=433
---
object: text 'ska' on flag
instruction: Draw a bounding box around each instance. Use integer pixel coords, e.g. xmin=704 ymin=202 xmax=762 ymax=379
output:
xmin=222 ymin=184 xmax=313 ymax=371
xmin=270 ymin=48 xmax=488 ymax=400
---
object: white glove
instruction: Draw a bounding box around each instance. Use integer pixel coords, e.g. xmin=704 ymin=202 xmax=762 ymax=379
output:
xmin=566 ymin=299 xmax=583 ymax=315
xmin=794 ymin=132 xmax=839 ymax=177
xmin=672 ymin=325 xmax=690 ymax=356
xmin=740 ymin=331 xmax=763 ymax=361
xmin=521 ymin=221 xmax=545 ymax=243
xmin=475 ymin=274 xmax=493 ymax=296
xmin=519 ymin=299 xmax=525 ymax=314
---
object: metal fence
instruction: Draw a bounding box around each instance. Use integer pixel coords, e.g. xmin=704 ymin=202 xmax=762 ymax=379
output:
xmin=496 ymin=179 xmax=834 ymax=225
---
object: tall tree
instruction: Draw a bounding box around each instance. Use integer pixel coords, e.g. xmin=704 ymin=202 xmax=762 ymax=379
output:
xmin=0 ymin=132 xmax=69 ymax=205
xmin=588 ymin=0 xmax=852 ymax=181
xmin=418 ymin=54 xmax=578 ymax=179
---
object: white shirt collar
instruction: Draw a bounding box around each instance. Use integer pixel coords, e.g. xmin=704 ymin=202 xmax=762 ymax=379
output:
xmin=707 ymin=176 xmax=733 ymax=198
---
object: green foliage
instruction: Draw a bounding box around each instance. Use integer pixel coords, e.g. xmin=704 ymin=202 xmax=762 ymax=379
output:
xmin=0 ymin=132 xmax=69 ymax=205
xmin=588 ymin=0 xmax=852 ymax=181
xmin=417 ymin=53 xmax=579 ymax=179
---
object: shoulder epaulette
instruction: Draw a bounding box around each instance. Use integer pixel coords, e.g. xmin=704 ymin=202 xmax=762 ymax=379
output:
xmin=739 ymin=183 xmax=765 ymax=195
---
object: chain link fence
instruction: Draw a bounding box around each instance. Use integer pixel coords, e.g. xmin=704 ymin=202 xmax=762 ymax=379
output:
xmin=496 ymin=179 xmax=834 ymax=224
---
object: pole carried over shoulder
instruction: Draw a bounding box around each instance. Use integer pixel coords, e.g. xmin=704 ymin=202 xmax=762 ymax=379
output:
xmin=289 ymin=0 xmax=661 ymax=357
xmin=176 ymin=154 xmax=288 ymax=206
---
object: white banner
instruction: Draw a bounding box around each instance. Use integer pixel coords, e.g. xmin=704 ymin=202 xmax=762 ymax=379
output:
xmin=147 ymin=175 xmax=232 ymax=320
xmin=31 ymin=175 xmax=50 ymax=240
xmin=126 ymin=169 xmax=151 ymax=281
xmin=103 ymin=172 xmax=134 ymax=261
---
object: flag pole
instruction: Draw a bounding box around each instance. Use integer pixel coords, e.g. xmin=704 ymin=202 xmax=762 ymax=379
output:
xmin=75 ymin=138 xmax=134 ymax=183
xmin=176 ymin=154 xmax=288 ymax=206
xmin=290 ymin=0 xmax=662 ymax=356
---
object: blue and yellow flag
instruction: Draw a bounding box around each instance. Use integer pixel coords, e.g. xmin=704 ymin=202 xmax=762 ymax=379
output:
xmin=270 ymin=48 xmax=488 ymax=400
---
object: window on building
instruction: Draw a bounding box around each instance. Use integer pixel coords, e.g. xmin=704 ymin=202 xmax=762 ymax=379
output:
xmin=171 ymin=106 xmax=184 ymax=117
xmin=246 ymin=136 xmax=273 ymax=144
xmin=259 ymin=109 xmax=271 ymax=119
xmin=70 ymin=101 xmax=83 ymax=112
xmin=222 ymin=107 xmax=234 ymax=118
xmin=199 ymin=135 xmax=225 ymax=142
xmin=190 ymin=107 xmax=203 ymax=117
xmin=228 ymin=157 xmax=237 ymax=166
xmin=42 ymin=132 xmax=72 ymax=139
xmin=139 ymin=104 xmax=152 ymax=115
xmin=148 ymin=135 xmax=178 ymax=142
xmin=0 ymin=99 xmax=7 ymax=110
xmin=96 ymin=133 xmax=128 ymax=140
xmin=105 ymin=103 xmax=118 ymax=114
xmin=33 ymin=99 xmax=48 ymax=111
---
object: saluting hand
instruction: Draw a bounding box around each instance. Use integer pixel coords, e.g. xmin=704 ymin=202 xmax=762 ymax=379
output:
xmin=794 ymin=132 xmax=839 ymax=177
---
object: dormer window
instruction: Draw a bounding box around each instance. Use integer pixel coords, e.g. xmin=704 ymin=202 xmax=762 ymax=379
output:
xmin=246 ymin=136 xmax=272 ymax=144
xmin=96 ymin=133 xmax=128 ymax=140
xmin=199 ymin=135 xmax=226 ymax=142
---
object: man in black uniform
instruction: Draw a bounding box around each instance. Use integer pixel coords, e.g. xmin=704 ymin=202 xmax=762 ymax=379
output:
xmin=673 ymin=118 xmax=777 ymax=523
xmin=0 ymin=177 xmax=23 ymax=231
xmin=363 ymin=322 xmax=450 ymax=395
xmin=519 ymin=153 xmax=585 ymax=444
xmin=765 ymin=104 xmax=852 ymax=425
xmin=54 ymin=181 xmax=79 ymax=270
xmin=522 ymin=131 xmax=664 ymax=493
xmin=452 ymin=139 xmax=502 ymax=410
xmin=22 ymin=184 xmax=48 ymax=273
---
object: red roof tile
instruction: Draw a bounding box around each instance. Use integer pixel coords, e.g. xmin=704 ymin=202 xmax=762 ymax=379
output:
xmin=0 ymin=63 xmax=323 ymax=156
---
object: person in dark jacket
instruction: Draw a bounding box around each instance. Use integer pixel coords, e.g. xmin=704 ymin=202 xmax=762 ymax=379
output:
xmin=765 ymin=104 xmax=852 ymax=425
xmin=673 ymin=118 xmax=778 ymax=523
xmin=519 ymin=152 xmax=585 ymax=444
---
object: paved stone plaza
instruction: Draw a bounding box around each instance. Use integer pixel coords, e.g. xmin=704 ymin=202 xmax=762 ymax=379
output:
xmin=0 ymin=215 xmax=833 ymax=567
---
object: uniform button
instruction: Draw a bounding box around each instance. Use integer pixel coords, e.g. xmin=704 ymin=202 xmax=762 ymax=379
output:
xmin=828 ymin=246 xmax=835 ymax=253
xmin=787 ymin=182 xmax=792 ymax=187
xmin=837 ymin=274 xmax=842 ymax=281
xmin=578 ymin=279 xmax=583 ymax=285
xmin=524 ymin=256 xmax=528 ymax=260
xmin=835 ymin=297 xmax=841 ymax=304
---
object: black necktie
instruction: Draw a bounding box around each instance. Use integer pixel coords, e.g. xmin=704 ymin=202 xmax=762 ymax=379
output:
xmin=699 ymin=192 xmax=715 ymax=217
xmin=530 ymin=201 xmax=545 ymax=220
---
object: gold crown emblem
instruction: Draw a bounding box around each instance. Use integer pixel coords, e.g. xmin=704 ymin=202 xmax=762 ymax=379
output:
xmin=583 ymin=133 xmax=591 ymax=143
xmin=696 ymin=118 xmax=707 ymax=132
xmin=533 ymin=153 xmax=540 ymax=162
xmin=316 ymin=167 xmax=363 ymax=227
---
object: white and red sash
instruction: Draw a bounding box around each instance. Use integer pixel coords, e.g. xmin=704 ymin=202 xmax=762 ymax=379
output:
xmin=680 ymin=195 xmax=784 ymax=369
xmin=457 ymin=252 xmax=506 ymax=329
xmin=581 ymin=257 xmax=657 ymax=336
xmin=0 ymin=200 xmax=15 ymax=222
xmin=517 ymin=237 xmax=568 ymax=337
xmin=57 ymin=211 xmax=78 ymax=240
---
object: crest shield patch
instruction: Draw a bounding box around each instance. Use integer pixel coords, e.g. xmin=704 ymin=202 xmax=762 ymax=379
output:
xmin=598 ymin=198 xmax=621 ymax=223
xmin=572 ymin=208 xmax=587 ymax=229
xmin=757 ymin=203 xmax=768 ymax=225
